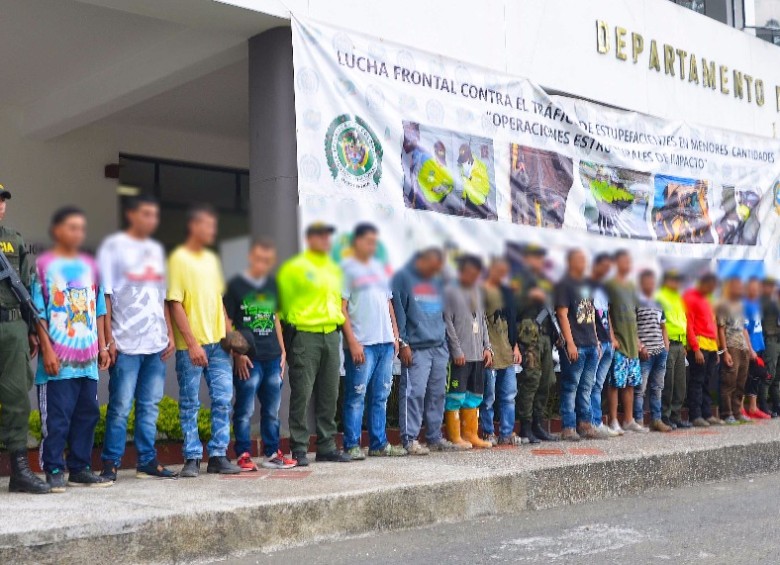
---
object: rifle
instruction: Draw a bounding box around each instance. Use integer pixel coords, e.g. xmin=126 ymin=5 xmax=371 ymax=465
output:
xmin=0 ymin=248 xmax=44 ymax=332
xmin=535 ymin=302 xmax=565 ymax=349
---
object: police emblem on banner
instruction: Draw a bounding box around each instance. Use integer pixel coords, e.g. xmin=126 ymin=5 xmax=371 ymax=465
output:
xmin=325 ymin=114 xmax=383 ymax=190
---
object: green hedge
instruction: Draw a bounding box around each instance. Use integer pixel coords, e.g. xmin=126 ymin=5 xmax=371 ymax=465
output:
xmin=18 ymin=373 xmax=563 ymax=448
xmin=26 ymin=395 xmax=212 ymax=447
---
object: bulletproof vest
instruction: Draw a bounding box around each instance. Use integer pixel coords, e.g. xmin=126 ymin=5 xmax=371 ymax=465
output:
xmin=0 ymin=227 xmax=25 ymax=308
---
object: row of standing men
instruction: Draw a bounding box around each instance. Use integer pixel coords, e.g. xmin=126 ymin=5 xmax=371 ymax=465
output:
xmin=0 ymin=191 xmax=776 ymax=494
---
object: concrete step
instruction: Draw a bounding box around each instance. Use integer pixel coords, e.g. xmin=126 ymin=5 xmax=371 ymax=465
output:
xmin=2 ymin=420 xmax=779 ymax=564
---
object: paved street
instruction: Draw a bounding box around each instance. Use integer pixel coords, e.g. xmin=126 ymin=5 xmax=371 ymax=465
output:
xmin=222 ymin=472 xmax=780 ymax=565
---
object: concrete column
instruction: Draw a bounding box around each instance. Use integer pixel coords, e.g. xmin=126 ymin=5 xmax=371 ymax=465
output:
xmin=248 ymin=27 xmax=302 ymax=439
xmin=249 ymin=27 xmax=299 ymax=262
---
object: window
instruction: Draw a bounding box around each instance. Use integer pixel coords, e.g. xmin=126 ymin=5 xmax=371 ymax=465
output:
xmin=755 ymin=1 xmax=780 ymax=45
xmin=117 ymin=154 xmax=249 ymax=249
xmin=671 ymin=0 xmax=706 ymax=13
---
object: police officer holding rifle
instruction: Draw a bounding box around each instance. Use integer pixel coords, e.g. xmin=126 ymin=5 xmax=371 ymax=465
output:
xmin=0 ymin=184 xmax=51 ymax=494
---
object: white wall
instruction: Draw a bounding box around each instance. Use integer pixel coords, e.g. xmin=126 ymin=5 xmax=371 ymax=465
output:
xmin=230 ymin=0 xmax=780 ymax=138
xmin=0 ymin=109 xmax=118 ymax=250
xmin=0 ymin=109 xmax=249 ymax=249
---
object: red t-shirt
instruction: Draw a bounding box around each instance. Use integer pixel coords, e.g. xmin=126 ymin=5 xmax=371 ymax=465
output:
xmin=683 ymin=288 xmax=718 ymax=351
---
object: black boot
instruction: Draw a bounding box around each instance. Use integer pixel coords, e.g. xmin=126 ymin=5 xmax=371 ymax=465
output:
xmin=532 ymin=416 xmax=559 ymax=442
xmin=520 ymin=420 xmax=540 ymax=444
xmin=9 ymin=451 xmax=51 ymax=494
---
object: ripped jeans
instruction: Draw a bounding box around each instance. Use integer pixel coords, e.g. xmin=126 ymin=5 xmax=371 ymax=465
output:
xmin=342 ymin=342 xmax=395 ymax=451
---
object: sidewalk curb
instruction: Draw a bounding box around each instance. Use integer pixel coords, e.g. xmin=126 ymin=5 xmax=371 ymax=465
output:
xmin=4 ymin=439 xmax=780 ymax=564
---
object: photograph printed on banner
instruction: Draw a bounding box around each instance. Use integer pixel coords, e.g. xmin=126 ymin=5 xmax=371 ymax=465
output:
xmin=773 ymin=181 xmax=780 ymax=216
xmin=402 ymin=121 xmax=497 ymax=221
xmin=652 ymin=175 xmax=715 ymax=244
xmin=657 ymin=257 xmax=714 ymax=287
xmin=579 ymin=161 xmax=653 ymax=240
xmin=714 ymin=185 xmax=761 ymax=246
xmin=510 ymin=144 xmax=573 ymax=229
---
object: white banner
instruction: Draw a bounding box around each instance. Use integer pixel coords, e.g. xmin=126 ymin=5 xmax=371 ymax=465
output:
xmin=291 ymin=17 xmax=780 ymax=278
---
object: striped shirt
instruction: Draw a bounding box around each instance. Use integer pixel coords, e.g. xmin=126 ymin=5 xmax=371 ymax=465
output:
xmin=637 ymin=294 xmax=666 ymax=354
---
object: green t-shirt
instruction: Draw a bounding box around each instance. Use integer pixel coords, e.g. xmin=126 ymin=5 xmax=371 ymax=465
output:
xmin=606 ymin=278 xmax=639 ymax=358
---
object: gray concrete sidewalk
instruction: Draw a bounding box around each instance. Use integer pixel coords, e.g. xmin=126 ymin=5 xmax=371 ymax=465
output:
xmin=2 ymin=420 xmax=780 ymax=564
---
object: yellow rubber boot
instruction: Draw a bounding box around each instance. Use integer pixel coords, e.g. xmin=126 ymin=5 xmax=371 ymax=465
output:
xmin=461 ymin=408 xmax=492 ymax=449
xmin=444 ymin=410 xmax=472 ymax=450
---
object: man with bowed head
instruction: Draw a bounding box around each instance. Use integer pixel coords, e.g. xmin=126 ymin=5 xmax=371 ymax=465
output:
xmin=393 ymin=247 xmax=455 ymax=455
xmin=443 ymin=255 xmax=493 ymax=449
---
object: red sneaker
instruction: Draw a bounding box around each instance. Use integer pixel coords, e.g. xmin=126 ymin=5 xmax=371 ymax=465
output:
xmin=741 ymin=407 xmax=750 ymax=418
xmin=261 ymin=450 xmax=297 ymax=470
xmin=236 ymin=452 xmax=258 ymax=472
xmin=748 ymin=409 xmax=771 ymax=420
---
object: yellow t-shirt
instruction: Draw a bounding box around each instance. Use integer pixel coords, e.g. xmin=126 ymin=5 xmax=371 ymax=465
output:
xmin=167 ymin=246 xmax=226 ymax=349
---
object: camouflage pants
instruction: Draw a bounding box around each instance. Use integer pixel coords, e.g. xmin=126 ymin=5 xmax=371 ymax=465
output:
xmin=517 ymin=333 xmax=555 ymax=421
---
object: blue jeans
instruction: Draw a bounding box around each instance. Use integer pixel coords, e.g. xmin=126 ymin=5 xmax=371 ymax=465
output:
xmin=343 ymin=343 xmax=395 ymax=451
xmin=175 ymin=344 xmax=233 ymax=459
xmin=480 ymin=366 xmax=518 ymax=438
xmin=590 ymin=342 xmax=613 ymax=426
xmin=101 ymin=352 xmax=166 ymax=467
xmin=559 ymin=345 xmax=600 ymax=430
xmin=233 ymin=357 xmax=282 ymax=457
xmin=636 ymin=349 xmax=668 ymax=422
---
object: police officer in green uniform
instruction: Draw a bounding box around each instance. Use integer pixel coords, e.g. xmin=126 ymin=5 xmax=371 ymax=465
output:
xmin=760 ymin=278 xmax=780 ymax=416
xmin=515 ymin=244 xmax=558 ymax=443
xmin=0 ymin=184 xmax=51 ymax=493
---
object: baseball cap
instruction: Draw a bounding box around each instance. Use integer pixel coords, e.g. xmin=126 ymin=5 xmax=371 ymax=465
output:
xmin=305 ymin=222 xmax=336 ymax=236
xmin=663 ymin=269 xmax=683 ymax=281
xmin=0 ymin=184 xmax=11 ymax=200
xmin=521 ymin=243 xmax=547 ymax=257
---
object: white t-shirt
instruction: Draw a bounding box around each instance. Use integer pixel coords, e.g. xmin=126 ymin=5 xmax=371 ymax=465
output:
xmin=97 ymin=232 xmax=168 ymax=354
xmin=341 ymin=257 xmax=394 ymax=346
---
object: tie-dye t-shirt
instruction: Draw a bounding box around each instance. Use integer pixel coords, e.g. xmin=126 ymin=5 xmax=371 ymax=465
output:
xmin=32 ymin=252 xmax=106 ymax=384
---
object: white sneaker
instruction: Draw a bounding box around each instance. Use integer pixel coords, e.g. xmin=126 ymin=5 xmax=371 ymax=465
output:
xmin=597 ymin=422 xmax=620 ymax=437
xmin=404 ymin=440 xmax=431 ymax=456
xmin=608 ymin=420 xmax=625 ymax=435
xmin=623 ymin=420 xmax=650 ymax=433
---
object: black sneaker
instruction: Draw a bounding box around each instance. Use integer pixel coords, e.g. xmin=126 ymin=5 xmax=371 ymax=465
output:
xmin=661 ymin=417 xmax=677 ymax=430
xmin=68 ymin=468 xmax=113 ymax=488
xmin=46 ymin=470 xmax=67 ymax=493
xmin=315 ymin=450 xmax=352 ymax=463
xmin=180 ymin=458 xmax=201 ymax=478
xmin=673 ymin=419 xmax=693 ymax=429
xmin=206 ymin=456 xmax=241 ymax=474
xmin=292 ymin=451 xmax=310 ymax=467
xmin=137 ymin=459 xmax=178 ymax=480
xmin=100 ymin=463 xmax=117 ymax=482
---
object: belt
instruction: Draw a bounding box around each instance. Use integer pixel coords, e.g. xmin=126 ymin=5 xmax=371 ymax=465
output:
xmin=669 ymin=340 xmax=685 ymax=346
xmin=296 ymin=324 xmax=339 ymax=334
xmin=0 ymin=308 xmax=23 ymax=323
